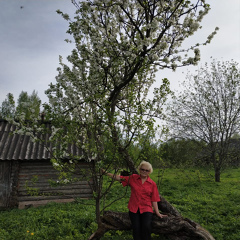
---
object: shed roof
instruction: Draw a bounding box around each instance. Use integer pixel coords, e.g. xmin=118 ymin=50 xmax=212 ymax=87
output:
xmin=0 ymin=120 xmax=82 ymax=161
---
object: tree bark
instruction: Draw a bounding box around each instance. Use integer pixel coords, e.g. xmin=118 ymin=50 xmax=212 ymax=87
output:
xmin=214 ymin=166 xmax=221 ymax=182
xmin=88 ymin=209 xmax=215 ymax=240
xmin=88 ymin=195 xmax=215 ymax=240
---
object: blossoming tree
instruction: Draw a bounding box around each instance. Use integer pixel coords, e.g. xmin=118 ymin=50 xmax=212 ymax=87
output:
xmin=14 ymin=0 xmax=217 ymax=239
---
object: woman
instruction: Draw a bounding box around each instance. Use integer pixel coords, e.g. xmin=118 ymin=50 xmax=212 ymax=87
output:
xmin=102 ymin=161 xmax=167 ymax=240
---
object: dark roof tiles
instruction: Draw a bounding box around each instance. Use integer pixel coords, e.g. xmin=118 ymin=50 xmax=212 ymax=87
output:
xmin=0 ymin=120 xmax=53 ymax=160
xmin=0 ymin=120 xmax=82 ymax=161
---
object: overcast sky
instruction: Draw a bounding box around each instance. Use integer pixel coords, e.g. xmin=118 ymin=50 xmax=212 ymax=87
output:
xmin=0 ymin=0 xmax=240 ymax=105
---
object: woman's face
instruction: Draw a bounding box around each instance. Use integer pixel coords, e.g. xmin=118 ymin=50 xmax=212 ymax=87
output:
xmin=139 ymin=164 xmax=150 ymax=177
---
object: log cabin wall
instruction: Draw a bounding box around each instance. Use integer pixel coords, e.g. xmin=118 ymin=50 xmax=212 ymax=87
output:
xmin=17 ymin=160 xmax=93 ymax=209
xmin=0 ymin=120 xmax=93 ymax=209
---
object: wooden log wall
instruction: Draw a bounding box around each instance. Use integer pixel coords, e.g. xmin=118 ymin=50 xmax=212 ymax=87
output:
xmin=0 ymin=161 xmax=11 ymax=208
xmin=17 ymin=160 xmax=93 ymax=209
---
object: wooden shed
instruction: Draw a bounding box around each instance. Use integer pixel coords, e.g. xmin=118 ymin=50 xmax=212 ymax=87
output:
xmin=0 ymin=120 xmax=93 ymax=209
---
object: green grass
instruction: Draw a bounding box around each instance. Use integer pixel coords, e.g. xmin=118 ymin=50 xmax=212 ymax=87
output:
xmin=157 ymin=168 xmax=240 ymax=240
xmin=0 ymin=168 xmax=239 ymax=240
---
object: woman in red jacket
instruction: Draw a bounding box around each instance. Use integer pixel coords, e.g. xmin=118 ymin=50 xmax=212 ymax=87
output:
xmin=102 ymin=161 xmax=167 ymax=240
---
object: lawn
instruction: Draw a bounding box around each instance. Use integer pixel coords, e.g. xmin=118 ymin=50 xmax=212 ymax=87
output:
xmin=0 ymin=167 xmax=239 ymax=240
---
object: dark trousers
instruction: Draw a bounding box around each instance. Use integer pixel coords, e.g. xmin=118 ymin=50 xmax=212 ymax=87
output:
xmin=129 ymin=209 xmax=153 ymax=240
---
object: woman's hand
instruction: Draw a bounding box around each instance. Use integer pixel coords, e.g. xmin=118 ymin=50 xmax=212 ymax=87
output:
xmin=152 ymin=202 xmax=168 ymax=218
xmin=156 ymin=212 xmax=168 ymax=218
xmin=100 ymin=168 xmax=121 ymax=181
xmin=100 ymin=168 xmax=107 ymax=175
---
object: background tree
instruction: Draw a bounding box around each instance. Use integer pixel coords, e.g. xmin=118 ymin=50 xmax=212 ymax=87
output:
xmin=166 ymin=60 xmax=240 ymax=182
xmin=0 ymin=91 xmax=41 ymax=120
xmin=159 ymin=138 xmax=206 ymax=167
xmin=15 ymin=90 xmax=41 ymax=120
xmin=0 ymin=93 xmax=15 ymax=119
xmin=13 ymin=1 xmax=217 ymax=239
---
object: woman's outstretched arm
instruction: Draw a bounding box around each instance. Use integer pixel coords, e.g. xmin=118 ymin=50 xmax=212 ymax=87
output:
xmin=101 ymin=169 xmax=122 ymax=181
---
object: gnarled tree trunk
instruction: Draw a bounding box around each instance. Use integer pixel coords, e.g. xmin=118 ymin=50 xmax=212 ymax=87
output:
xmin=88 ymin=195 xmax=215 ymax=240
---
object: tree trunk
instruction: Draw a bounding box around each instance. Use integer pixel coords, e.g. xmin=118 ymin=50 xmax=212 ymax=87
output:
xmin=88 ymin=194 xmax=215 ymax=240
xmin=88 ymin=210 xmax=215 ymax=240
xmin=214 ymin=167 xmax=221 ymax=182
xmin=95 ymin=196 xmax=101 ymax=224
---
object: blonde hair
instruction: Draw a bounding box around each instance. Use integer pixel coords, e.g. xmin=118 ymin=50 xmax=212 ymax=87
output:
xmin=138 ymin=161 xmax=153 ymax=174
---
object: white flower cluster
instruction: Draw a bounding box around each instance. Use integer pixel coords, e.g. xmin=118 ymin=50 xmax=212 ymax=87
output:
xmin=42 ymin=0 xmax=217 ymax=168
